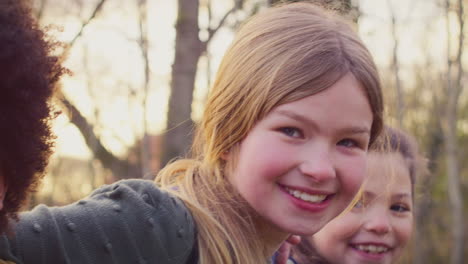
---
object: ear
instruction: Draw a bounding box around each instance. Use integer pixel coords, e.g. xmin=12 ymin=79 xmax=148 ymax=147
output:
xmin=221 ymin=143 xmax=241 ymax=161
xmin=221 ymin=149 xmax=230 ymax=160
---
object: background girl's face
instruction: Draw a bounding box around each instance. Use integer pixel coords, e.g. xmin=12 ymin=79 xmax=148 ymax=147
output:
xmin=227 ymin=73 xmax=373 ymax=239
xmin=312 ymin=152 xmax=414 ymax=264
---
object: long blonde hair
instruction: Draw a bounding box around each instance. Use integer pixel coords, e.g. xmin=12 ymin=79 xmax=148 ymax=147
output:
xmin=156 ymin=2 xmax=384 ymax=263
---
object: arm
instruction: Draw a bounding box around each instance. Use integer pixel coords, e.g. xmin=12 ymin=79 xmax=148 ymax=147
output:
xmin=0 ymin=180 xmax=196 ymax=264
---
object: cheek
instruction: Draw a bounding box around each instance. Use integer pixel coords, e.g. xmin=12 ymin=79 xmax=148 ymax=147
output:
xmin=396 ymin=217 xmax=414 ymax=246
xmin=254 ymin=151 xmax=288 ymax=176
xmin=338 ymin=155 xmax=367 ymax=194
xmin=328 ymin=214 xmax=362 ymax=242
xmin=314 ymin=214 xmax=361 ymax=253
xmin=237 ymin=140 xmax=292 ymax=181
xmin=231 ymin=148 xmax=284 ymax=198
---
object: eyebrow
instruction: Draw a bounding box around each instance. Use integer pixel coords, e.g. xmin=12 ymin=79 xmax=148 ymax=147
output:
xmin=361 ymin=191 xmax=376 ymax=200
xmin=361 ymin=191 xmax=412 ymax=200
xmin=275 ymin=109 xmax=371 ymax=135
xmin=392 ymin=193 xmax=412 ymax=200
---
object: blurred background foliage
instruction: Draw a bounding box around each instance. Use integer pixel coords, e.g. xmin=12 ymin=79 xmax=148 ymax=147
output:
xmin=21 ymin=0 xmax=467 ymax=263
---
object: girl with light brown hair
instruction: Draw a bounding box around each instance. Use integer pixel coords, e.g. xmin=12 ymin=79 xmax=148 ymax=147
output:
xmin=0 ymin=2 xmax=383 ymax=264
xmin=290 ymin=127 xmax=427 ymax=264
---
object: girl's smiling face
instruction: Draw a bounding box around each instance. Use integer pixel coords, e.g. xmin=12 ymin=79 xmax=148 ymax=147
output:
xmin=311 ymin=152 xmax=414 ymax=264
xmin=226 ymin=73 xmax=373 ymax=239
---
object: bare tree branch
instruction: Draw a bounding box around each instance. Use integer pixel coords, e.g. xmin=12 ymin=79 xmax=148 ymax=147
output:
xmin=57 ymin=91 xmax=112 ymax=167
xmin=66 ymin=0 xmax=107 ymax=50
xmin=137 ymin=0 xmax=152 ymax=177
xmin=57 ymin=90 xmax=140 ymax=180
xmin=205 ymin=0 xmax=242 ymax=44
xmin=34 ymin=0 xmax=48 ymax=20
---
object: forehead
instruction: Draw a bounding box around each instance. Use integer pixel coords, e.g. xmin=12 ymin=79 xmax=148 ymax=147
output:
xmin=365 ymin=152 xmax=412 ymax=197
xmin=270 ymin=73 xmax=372 ymax=129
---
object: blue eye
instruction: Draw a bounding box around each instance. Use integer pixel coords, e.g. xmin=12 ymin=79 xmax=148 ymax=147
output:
xmin=338 ymin=139 xmax=358 ymax=148
xmin=390 ymin=204 xmax=410 ymax=213
xmin=279 ymin=127 xmax=303 ymax=138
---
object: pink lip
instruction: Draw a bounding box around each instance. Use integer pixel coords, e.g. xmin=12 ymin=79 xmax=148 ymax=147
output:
xmin=278 ymin=184 xmax=334 ymax=213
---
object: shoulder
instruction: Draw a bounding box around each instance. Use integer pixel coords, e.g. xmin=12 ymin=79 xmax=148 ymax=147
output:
xmin=90 ymin=179 xmax=197 ymax=261
xmin=89 ymin=179 xmax=185 ymax=212
xmin=89 ymin=179 xmax=194 ymax=234
xmin=90 ymin=179 xmax=196 ymax=246
xmin=4 ymin=179 xmax=196 ymax=264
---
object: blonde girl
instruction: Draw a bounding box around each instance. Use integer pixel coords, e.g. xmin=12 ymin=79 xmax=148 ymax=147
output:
xmin=0 ymin=2 xmax=383 ymax=264
xmin=291 ymin=127 xmax=426 ymax=264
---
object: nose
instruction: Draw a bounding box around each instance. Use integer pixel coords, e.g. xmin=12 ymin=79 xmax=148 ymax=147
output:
xmin=363 ymin=210 xmax=392 ymax=235
xmin=299 ymin=147 xmax=336 ymax=183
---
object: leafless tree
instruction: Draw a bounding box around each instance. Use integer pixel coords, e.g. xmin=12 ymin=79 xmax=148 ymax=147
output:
xmin=136 ymin=0 xmax=152 ymax=177
xmin=442 ymin=0 xmax=465 ymax=263
xmin=161 ymin=0 xmax=243 ymax=165
xmin=387 ymin=0 xmax=404 ymax=128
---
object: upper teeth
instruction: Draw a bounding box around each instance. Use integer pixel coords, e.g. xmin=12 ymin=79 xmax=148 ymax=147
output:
xmin=285 ymin=188 xmax=327 ymax=203
xmin=356 ymin=245 xmax=389 ymax=253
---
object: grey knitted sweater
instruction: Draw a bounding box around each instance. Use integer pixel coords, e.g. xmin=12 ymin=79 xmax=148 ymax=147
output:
xmin=0 ymin=179 xmax=197 ymax=264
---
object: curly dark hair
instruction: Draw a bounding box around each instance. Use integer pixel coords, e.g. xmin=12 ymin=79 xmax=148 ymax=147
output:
xmin=0 ymin=0 xmax=65 ymax=231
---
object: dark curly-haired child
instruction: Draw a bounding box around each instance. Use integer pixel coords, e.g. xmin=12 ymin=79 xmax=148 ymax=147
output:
xmin=0 ymin=0 xmax=65 ymax=231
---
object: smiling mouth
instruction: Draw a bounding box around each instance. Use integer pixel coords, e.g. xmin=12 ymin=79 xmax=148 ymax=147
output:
xmin=351 ymin=244 xmax=390 ymax=254
xmin=283 ymin=186 xmax=329 ymax=203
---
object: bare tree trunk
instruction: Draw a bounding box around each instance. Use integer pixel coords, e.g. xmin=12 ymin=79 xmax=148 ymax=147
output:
xmin=442 ymin=1 xmax=465 ymax=263
xmin=161 ymin=0 xmax=202 ymax=165
xmin=137 ymin=0 xmax=152 ymax=177
xmin=388 ymin=0 xmax=404 ymax=128
xmin=413 ymin=122 xmax=442 ymax=264
xmin=161 ymin=0 xmax=242 ymax=165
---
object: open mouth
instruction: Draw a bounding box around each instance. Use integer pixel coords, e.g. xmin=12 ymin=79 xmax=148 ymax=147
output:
xmin=282 ymin=186 xmax=332 ymax=204
xmin=351 ymin=244 xmax=391 ymax=255
xmin=284 ymin=187 xmax=327 ymax=203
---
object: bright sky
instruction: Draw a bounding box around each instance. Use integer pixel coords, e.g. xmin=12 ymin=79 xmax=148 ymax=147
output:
xmin=46 ymin=0 xmax=450 ymax=160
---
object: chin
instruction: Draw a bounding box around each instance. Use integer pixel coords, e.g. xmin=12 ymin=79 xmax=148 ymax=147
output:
xmin=278 ymin=220 xmax=324 ymax=236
